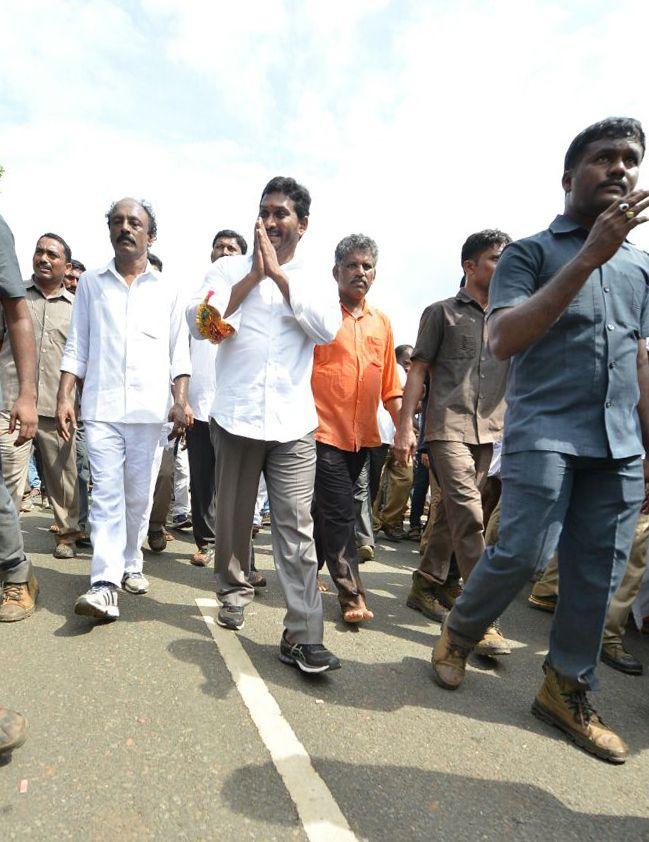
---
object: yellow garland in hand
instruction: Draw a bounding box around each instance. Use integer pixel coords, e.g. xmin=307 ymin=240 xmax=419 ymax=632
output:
xmin=195 ymin=293 xmax=235 ymax=344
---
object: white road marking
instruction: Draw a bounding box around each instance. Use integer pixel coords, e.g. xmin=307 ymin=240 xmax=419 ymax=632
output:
xmin=196 ymin=598 xmax=358 ymax=842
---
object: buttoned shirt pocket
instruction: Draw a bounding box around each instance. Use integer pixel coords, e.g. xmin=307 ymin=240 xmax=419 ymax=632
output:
xmin=443 ymin=323 xmax=478 ymax=359
xmin=365 ymin=335 xmax=385 ymax=366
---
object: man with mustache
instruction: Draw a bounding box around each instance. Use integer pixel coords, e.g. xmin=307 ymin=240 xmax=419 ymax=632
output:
xmin=423 ymin=117 xmax=649 ymax=764
xmin=187 ymin=176 xmax=341 ymax=673
xmin=311 ymin=234 xmax=402 ymax=623
xmin=57 ymin=198 xmax=191 ymax=620
xmin=396 ymin=229 xmax=511 ymax=650
xmin=64 ymin=259 xmax=85 ymax=294
xmin=0 ymin=233 xmax=81 ymax=559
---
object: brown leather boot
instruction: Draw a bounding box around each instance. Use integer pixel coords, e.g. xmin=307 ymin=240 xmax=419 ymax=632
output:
xmin=0 ymin=574 xmax=39 ymax=622
xmin=406 ymin=572 xmax=448 ymax=622
xmin=431 ymin=622 xmax=471 ymax=690
xmin=474 ymin=621 xmax=511 ymax=656
xmin=531 ymin=663 xmax=628 ymax=764
xmin=0 ymin=708 xmax=28 ymax=756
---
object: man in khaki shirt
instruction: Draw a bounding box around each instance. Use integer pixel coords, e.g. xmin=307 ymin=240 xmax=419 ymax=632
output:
xmin=395 ymin=229 xmax=511 ymax=654
xmin=0 ymin=233 xmax=80 ymax=558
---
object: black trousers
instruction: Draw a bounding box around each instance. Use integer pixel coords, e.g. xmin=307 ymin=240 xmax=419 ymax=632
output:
xmin=368 ymin=443 xmax=389 ymax=505
xmin=313 ymin=442 xmax=367 ymax=608
xmin=186 ymin=420 xmax=216 ymax=549
xmin=410 ymin=453 xmax=430 ymax=530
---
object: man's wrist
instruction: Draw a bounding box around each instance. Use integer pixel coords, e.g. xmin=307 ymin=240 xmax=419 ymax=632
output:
xmin=17 ymin=388 xmax=37 ymax=401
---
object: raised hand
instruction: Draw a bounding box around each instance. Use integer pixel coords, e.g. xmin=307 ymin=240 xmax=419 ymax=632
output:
xmin=581 ymin=189 xmax=649 ymax=269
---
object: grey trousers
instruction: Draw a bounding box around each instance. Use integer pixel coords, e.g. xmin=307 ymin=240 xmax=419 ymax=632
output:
xmin=0 ymin=454 xmax=31 ymax=583
xmin=210 ymin=421 xmax=323 ymax=644
xmin=448 ymin=450 xmax=644 ymax=689
xmin=353 ymin=454 xmax=374 ymax=549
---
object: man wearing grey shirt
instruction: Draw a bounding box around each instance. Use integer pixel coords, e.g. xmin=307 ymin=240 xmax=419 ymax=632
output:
xmin=427 ymin=118 xmax=649 ymax=764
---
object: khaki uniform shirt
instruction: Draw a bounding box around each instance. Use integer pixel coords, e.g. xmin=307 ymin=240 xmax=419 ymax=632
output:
xmin=0 ymin=279 xmax=75 ymax=417
xmin=412 ymin=289 xmax=507 ymax=445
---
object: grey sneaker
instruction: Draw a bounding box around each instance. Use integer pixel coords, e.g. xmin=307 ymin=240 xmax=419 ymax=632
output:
xmin=74 ymin=584 xmax=119 ymax=620
xmin=54 ymin=543 xmax=76 ymax=560
xmin=121 ymin=572 xmax=150 ymax=594
xmin=216 ymin=604 xmax=244 ymax=630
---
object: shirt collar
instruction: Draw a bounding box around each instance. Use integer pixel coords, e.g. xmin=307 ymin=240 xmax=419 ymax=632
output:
xmin=26 ymin=277 xmax=75 ymax=304
xmin=548 ymin=213 xmax=588 ymax=236
xmin=341 ymin=299 xmax=374 ymax=318
xmin=455 ymin=288 xmax=483 ymax=309
xmin=99 ymin=258 xmax=158 ymax=284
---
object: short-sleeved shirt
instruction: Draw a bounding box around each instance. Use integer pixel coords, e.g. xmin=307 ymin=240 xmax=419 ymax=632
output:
xmin=312 ymin=302 xmax=402 ymax=451
xmin=0 ymin=215 xmax=26 ymax=408
xmin=412 ymin=289 xmax=508 ymax=445
xmin=488 ymin=214 xmax=649 ymax=459
xmin=0 ymin=279 xmax=75 ymax=417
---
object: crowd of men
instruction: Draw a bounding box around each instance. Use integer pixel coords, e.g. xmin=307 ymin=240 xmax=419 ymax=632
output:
xmin=1 ymin=116 xmax=649 ymax=768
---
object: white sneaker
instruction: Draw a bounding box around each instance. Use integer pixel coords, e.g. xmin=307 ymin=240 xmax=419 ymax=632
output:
xmin=74 ymin=584 xmax=119 ymax=620
xmin=121 ymin=572 xmax=150 ymax=594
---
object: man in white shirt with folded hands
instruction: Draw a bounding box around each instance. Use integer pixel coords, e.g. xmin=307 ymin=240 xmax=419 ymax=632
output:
xmin=57 ymin=198 xmax=191 ymax=621
xmin=187 ymin=176 xmax=342 ymax=673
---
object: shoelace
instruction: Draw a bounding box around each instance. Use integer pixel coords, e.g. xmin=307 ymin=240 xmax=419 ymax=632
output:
xmin=561 ymin=688 xmax=597 ymax=728
xmin=1 ymin=584 xmax=24 ymax=603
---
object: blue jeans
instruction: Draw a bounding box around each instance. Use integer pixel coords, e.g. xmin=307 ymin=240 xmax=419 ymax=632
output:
xmin=448 ymin=450 xmax=643 ymax=689
xmin=0 ymin=456 xmax=31 ymax=583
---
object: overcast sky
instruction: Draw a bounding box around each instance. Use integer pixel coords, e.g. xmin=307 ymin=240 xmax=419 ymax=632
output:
xmin=2 ymin=0 xmax=649 ymax=343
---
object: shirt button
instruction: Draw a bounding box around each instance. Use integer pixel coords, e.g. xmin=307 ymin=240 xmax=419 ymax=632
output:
xmin=603 ymin=286 xmax=610 ymax=293
xmin=606 ymin=323 xmax=614 ymax=331
xmin=480 ymin=373 xmax=485 ymax=379
xmin=608 ymin=361 xmax=616 ymax=369
xmin=605 ymin=400 xmax=613 ymax=408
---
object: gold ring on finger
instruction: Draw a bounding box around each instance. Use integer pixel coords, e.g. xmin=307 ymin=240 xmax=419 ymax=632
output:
xmin=626 ymin=209 xmax=636 ymax=220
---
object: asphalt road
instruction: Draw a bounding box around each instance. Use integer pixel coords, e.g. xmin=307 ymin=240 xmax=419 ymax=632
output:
xmin=2 ymin=507 xmax=649 ymax=841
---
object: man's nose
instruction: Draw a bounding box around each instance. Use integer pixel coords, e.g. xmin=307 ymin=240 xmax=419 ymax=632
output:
xmin=608 ymin=156 xmax=627 ymax=177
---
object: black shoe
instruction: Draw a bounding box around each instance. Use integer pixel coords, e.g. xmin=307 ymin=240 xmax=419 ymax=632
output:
xmin=147 ymin=531 xmax=166 ymax=553
xmin=216 ymin=604 xmax=244 ymax=630
xmin=279 ymin=633 xmax=341 ymax=673
xmin=248 ymin=570 xmax=267 ymax=588
xmin=601 ymin=643 xmax=643 ymax=676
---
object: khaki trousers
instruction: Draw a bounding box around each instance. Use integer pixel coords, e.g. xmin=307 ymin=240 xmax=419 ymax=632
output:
xmin=0 ymin=411 xmax=79 ymax=542
xmin=149 ymin=446 xmax=175 ymax=533
xmin=424 ymin=441 xmax=492 ymax=583
xmin=531 ymin=511 xmax=649 ymax=646
xmin=373 ymin=448 xmax=413 ymax=530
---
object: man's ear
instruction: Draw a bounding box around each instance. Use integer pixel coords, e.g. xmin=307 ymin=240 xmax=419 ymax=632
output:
xmin=332 ymin=263 xmax=339 ymax=282
xmin=64 ymin=261 xmax=72 ymax=273
xmin=297 ymin=216 xmax=309 ymax=239
xmin=562 ymin=169 xmax=572 ymax=193
xmin=461 ymin=258 xmax=474 ymax=280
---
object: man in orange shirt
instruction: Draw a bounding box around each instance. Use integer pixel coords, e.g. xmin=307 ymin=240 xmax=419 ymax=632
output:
xmin=311 ymin=234 xmax=403 ymax=623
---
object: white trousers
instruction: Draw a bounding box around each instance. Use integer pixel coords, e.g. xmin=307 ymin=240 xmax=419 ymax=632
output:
xmin=85 ymin=421 xmax=163 ymax=586
xmin=171 ymin=446 xmax=191 ymax=516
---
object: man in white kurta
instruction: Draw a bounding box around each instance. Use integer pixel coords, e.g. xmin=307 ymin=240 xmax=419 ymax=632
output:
xmin=57 ymin=198 xmax=191 ymax=621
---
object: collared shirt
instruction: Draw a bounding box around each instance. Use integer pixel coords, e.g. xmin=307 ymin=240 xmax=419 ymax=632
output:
xmin=0 ymin=215 xmax=26 ymax=409
xmin=61 ymin=259 xmax=191 ymax=424
xmin=412 ymin=289 xmax=507 ymax=444
xmin=312 ymin=302 xmax=403 ymax=451
xmin=0 ymin=278 xmax=75 ymax=417
xmin=488 ymin=214 xmax=649 ymax=458
xmin=186 ymin=253 xmax=341 ymax=443
xmin=188 ymin=337 xmax=218 ymax=424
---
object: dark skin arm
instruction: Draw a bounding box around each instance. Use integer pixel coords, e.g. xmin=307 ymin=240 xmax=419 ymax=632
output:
xmin=56 ymin=371 xmax=79 ymax=441
xmin=169 ymin=374 xmax=192 ymax=441
xmin=393 ymin=359 xmax=427 ymax=464
xmin=635 ymin=341 xmax=649 ymax=513
xmin=2 ymin=297 xmax=38 ymax=445
xmin=489 ymin=191 xmax=649 ymax=360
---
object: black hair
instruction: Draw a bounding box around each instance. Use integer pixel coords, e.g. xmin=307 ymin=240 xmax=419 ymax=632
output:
xmin=564 ymin=117 xmax=645 ymax=170
xmin=106 ymin=198 xmax=157 ymax=238
xmin=212 ymin=229 xmax=248 ymax=255
xmin=148 ymin=252 xmax=163 ymax=272
xmin=38 ymin=233 xmax=72 ymax=262
xmin=260 ymin=176 xmax=311 ymax=220
xmin=460 ymin=229 xmax=511 ymax=266
xmin=70 ymin=259 xmax=86 ymax=272
xmin=395 ymin=344 xmax=413 ymax=361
